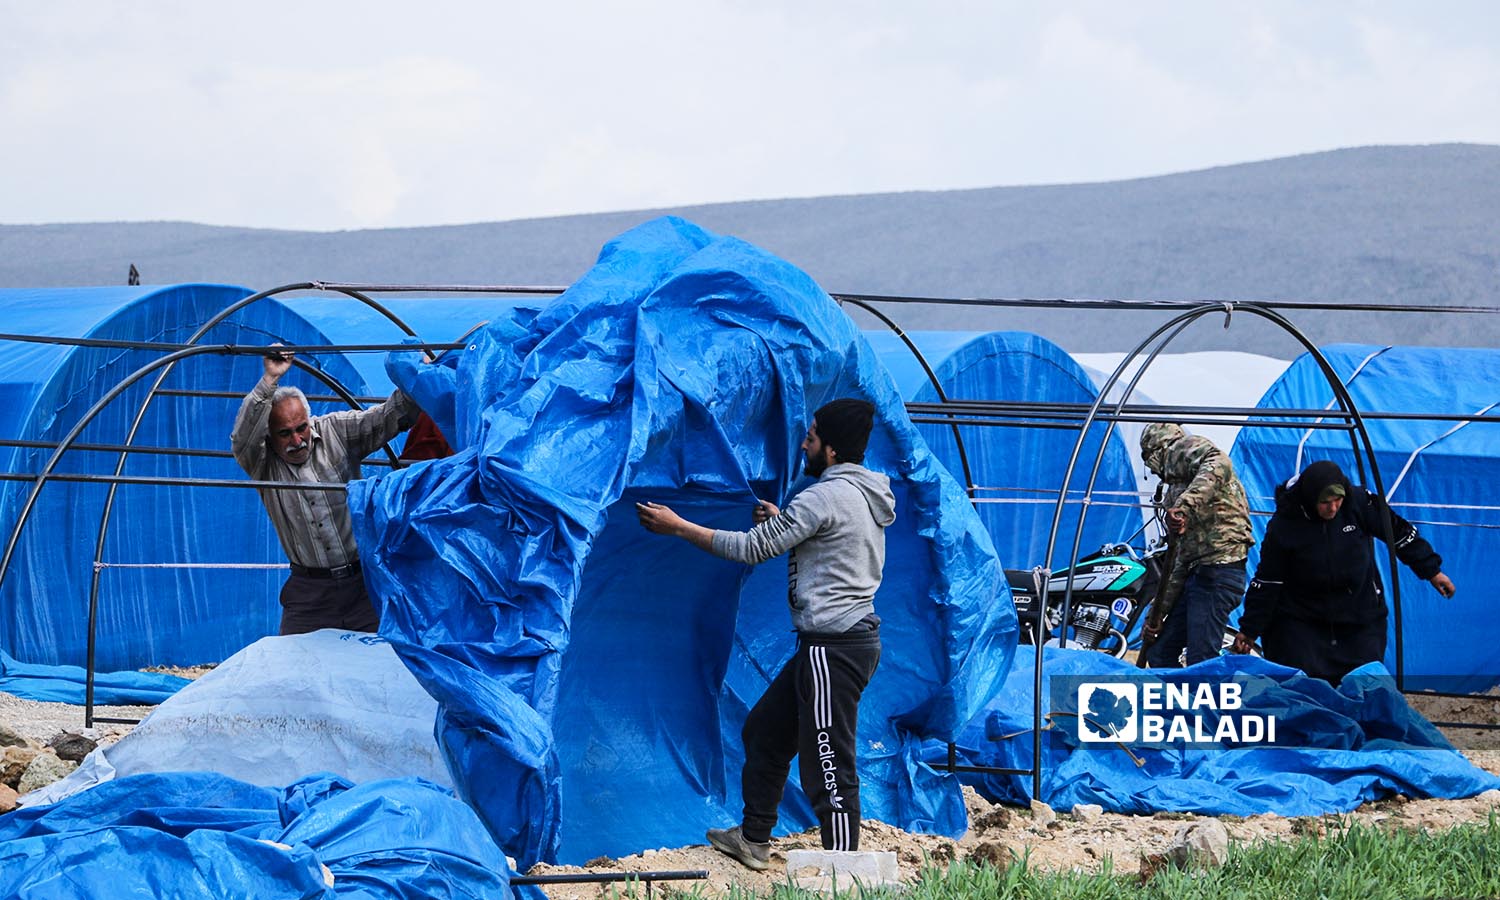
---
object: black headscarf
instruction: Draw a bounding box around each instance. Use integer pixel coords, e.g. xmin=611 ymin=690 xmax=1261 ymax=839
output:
xmin=1288 ymin=460 xmax=1355 ymax=519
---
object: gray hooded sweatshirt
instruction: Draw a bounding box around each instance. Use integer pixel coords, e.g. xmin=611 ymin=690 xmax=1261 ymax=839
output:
xmin=711 ymin=462 xmax=897 ymax=634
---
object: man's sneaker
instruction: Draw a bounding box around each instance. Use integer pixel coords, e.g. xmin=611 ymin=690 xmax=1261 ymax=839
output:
xmin=706 ymin=826 xmax=771 ymax=871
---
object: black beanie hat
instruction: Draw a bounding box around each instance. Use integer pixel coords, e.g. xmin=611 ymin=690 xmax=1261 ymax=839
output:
xmin=813 ymin=399 xmax=875 ymax=464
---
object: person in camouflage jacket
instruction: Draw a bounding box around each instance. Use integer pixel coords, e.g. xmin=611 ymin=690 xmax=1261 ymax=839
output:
xmin=1139 ymin=423 xmax=1256 ymax=667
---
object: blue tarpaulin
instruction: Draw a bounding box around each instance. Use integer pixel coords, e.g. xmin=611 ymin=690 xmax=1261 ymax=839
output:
xmin=0 ymin=772 xmax=513 ymax=899
xmin=349 ymin=216 xmax=1015 ymax=866
xmin=0 ymin=285 xmax=372 ymax=671
xmin=0 ymin=650 xmax=188 ymax=706
xmin=1231 ymin=344 xmax=1500 ymax=692
xmin=949 ymin=647 xmax=1500 ymax=816
xmin=863 ymin=330 xmax=1141 ymax=570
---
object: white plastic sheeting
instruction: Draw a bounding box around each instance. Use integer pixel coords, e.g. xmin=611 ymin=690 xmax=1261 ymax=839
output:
xmin=27 ymin=629 xmax=448 ymax=807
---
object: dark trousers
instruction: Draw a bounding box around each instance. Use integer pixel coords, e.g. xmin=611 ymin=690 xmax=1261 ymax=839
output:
xmin=740 ymin=624 xmax=880 ymax=850
xmin=1262 ymin=613 xmax=1387 ymax=686
xmin=1147 ymin=560 xmax=1246 ymax=668
xmin=278 ymin=573 xmax=380 ymax=635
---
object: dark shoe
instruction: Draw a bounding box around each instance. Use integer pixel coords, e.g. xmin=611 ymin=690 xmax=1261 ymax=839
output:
xmin=707 ymin=826 xmax=771 ymax=871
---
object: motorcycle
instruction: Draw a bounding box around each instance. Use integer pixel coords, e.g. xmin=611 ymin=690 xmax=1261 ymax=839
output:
xmin=1006 ymin=540 xmax=1167 ymax=658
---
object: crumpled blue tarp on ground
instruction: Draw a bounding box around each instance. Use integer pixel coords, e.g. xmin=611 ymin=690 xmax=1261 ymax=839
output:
xmin=0 ymin=772 xmax=512 ymax=899
xmin=0 ymin=650 xmax=189 ymax=706
xmin=350 ymin=216 xmax=1013 ymax=865
xmin=946 ymin=647 xmax=1500 ymax=816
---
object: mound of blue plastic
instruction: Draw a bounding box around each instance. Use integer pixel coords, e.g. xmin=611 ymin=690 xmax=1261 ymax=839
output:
xmin=348 ymin=216 xmax=1015 ymax=866
xmin=948 ymin=647 xmax=1500 ymax=816
xmin=0 ymin=772 xmax=512 ymax=899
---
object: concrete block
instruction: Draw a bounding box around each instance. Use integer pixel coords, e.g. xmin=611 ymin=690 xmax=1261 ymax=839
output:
xmin=786 ymin=849 xmax=901 ymax=892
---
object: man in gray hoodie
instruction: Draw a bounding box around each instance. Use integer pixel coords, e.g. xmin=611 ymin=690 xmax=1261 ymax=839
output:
xmin=637 ymin=398 xmax=895 ymax=869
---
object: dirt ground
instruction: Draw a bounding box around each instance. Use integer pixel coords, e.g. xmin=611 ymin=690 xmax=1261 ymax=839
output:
xmin=526 ymin=700 xmax=1500 ymax=898
xmin=10 ymin=672 xmax=1500 ymax=897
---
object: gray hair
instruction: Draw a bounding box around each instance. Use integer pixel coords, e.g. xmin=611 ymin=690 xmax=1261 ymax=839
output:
xmin=271 ymin=385 xmax=310 ymax=414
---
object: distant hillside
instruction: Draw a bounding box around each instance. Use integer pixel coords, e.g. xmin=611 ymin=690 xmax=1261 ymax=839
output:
xmin=3 ymin=144 xmax=1496 ymax=354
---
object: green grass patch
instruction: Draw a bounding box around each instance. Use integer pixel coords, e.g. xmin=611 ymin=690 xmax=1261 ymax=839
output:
xmin=657 ymin=816 xmax=1500 ymax=900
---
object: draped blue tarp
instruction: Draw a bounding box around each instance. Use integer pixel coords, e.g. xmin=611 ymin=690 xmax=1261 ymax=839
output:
xmin=948 ymin=647 xmax=1500 ymax=815
xmin=0 ymin=285 xmax=371 ymax=671
xmin=1231 ymin=344 xmax=1500 ymax=693
xmin=349 ymin=216 xmax=1015 ymax=867
xmin=0 ymin=772 xmax=513 ymax=899
xmin=864 ymin=330 xmax=1141 ymax=570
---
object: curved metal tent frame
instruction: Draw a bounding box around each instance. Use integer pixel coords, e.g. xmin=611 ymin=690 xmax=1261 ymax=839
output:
xmin=81 ymin=284 xmax=428 ymax=719
xmin=2 ymin=282 xmax=1498 ymax=797
xmin=0 ymin=283 xmax=475 ymax=721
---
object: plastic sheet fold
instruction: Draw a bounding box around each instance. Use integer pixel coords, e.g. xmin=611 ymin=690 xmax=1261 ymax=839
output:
xmin=349 ymin=216 xmax=1015 ymax=866
xmin=948 ymin=647 xmax=1500 ymax=816
xmin=0 ymin=772 xmax=513 ymax=899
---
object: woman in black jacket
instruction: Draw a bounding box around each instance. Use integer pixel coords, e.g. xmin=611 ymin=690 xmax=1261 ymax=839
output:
xmin=1232 ymin=460 xmax=1456 ymax=685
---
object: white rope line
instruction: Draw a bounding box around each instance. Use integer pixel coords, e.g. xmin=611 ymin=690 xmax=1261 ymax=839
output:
xmin=969 ymin=485 xmax=1150 ymax=498
xmin=94 ymin=562 xmax=289 ymax=571
xmin=970 ymin=498 xmax=1149 ymax=509
xmin=1246 ymin=496 xmax=1500 ymax=514
xmin=1293 ymin=346 xmax=1389 ymax=473
xmin=1385 ymin=401 xmax=1500 ymax=500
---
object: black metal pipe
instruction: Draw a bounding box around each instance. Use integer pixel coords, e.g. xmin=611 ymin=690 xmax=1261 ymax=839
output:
xmin=83 ymin=282 xmax=431 ymax=724
xmin=0 ymin=345 xmax=369 ymax=593
xmin=831 ymin=291 xmax=1500 ymax=315
xmin=511 ymin=870 xmax=708 ymax=886
xmin=311 ymin=281 xmax=568 ymax=295
xmin=909 ymin=401 xmax=1500 ymax=425
xmin=0 ymin=332 xmax=464 ymax=354
xmin=297 ymin=281 xmax=1500 ymax=319
xmin=154 ymin=387 xmax=388 ymax=405
xmin=908 ymin=414 xmax=1357 ymax=432
xmin=838 ymin=297 xmax=978 ymax=497
xmin=0 ymin=439 xmax=231 ymax=459
xmin=0 ymin=437 xmax=395 ymax=467
xmin=0 ymin=472 xmax=348 ymax=490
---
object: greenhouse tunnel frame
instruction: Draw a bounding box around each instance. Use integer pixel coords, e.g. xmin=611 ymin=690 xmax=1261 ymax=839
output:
xmin=0 ymin=283 xmax=1497 ymax=806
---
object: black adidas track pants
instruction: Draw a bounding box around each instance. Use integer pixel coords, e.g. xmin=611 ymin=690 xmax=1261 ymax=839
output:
xmin=739 ymin=620 xmax=881 ymax=850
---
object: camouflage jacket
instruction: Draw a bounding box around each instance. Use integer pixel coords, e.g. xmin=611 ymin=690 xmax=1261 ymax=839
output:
xmin=1152 ymin=432 xmax=1255 ymax=603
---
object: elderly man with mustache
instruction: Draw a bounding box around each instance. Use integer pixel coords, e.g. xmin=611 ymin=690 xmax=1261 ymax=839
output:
xmin=231 ymin=344 xmax=419 ymax=635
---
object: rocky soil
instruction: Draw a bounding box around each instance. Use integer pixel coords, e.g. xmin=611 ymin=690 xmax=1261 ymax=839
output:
xmin=4 ymin=682 xmax=1500 ymax=895
xmin=529 ymin=695 xmax=1500 ymax=898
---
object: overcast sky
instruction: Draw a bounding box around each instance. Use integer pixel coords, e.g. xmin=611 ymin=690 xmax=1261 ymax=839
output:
xmin=4 ymin=2 xmax=1497 ymax=231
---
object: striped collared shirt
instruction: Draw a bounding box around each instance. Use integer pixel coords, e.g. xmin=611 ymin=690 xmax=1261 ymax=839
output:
xmin=231 ymin=376 xmax=416 ymax=569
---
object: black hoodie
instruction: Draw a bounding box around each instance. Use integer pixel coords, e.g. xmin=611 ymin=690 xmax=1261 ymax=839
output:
xmin=1239 ymin=461 xmax=1442 ymax=637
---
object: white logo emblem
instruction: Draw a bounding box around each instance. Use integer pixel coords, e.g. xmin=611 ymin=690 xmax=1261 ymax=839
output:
xmin=1077 ymin=683 xmax=1138 ymax=742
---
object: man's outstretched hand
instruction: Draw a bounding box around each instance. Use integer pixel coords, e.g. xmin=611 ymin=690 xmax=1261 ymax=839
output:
xmin=637 ymin=501 xmax=718 ymax=552
xmin=636 ymin=501 xmax=686 ymax=536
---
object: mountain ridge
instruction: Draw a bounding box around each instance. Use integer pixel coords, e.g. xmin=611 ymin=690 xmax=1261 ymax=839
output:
xmin=4 ymin=144 xmax=1496 ymax=354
